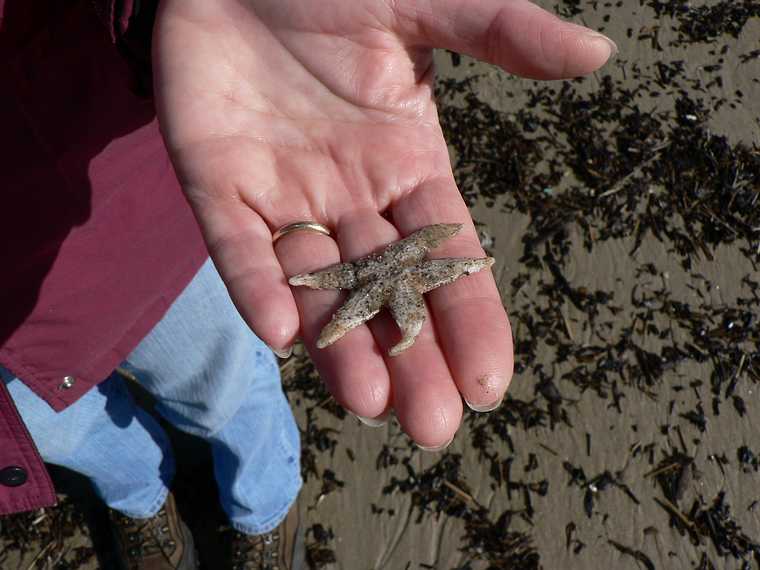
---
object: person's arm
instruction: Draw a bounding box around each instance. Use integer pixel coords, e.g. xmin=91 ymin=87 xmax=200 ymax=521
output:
xmin=152 ymin=0 xmax=616 ymax=449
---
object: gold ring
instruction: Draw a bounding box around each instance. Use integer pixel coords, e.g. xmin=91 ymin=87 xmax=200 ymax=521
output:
xmin=272 ymin=221 xmax=332 ymax=244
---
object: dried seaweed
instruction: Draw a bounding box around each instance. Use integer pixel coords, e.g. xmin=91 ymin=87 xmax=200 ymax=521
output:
xmin=656 ymin=491 xmax=760 ymax=564
xmin=608 ymin=539 xmax=655 ymax=570
xmin=562 ymin=462 xmax=639 ymax=519
xmin=738 ymin=446 xmax=760 ymax=473
xmin=381 ymin=453 xmax=541 ymax=569
xmin=648 ymin=450 xmax=695 ymax=504
xmin=305 ymin=524 xmax=337 ymax=569
xmin=646 ymin=0 xmax=760 ymax=44
xmin=438 ymin=76 xmax=760 ymax=272
xmin=0 ymin=498 xmax=96 ymax=569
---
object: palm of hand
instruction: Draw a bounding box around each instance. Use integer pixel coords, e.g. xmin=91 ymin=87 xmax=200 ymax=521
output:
xmin=153 ymin=0 xmax=614 ymax=447
xmin=156 ymin=0 xmax=444 ymax=214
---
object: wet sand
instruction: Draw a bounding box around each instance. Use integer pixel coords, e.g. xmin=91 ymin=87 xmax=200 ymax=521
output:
xmin=2 ymin=1 xmax=759 ymax=569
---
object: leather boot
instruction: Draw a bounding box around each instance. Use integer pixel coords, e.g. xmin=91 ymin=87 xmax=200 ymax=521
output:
xmin=109 ymin=491 xmax=198 ymax=570
xmin=228 ymin=504 xmax=304 ymax=570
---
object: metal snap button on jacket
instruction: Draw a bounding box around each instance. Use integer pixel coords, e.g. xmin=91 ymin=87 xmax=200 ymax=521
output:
xmin=0 ymin=466 xmax=28 ymax=487
xmin=60 ymin=375 xmax=75 ymax=389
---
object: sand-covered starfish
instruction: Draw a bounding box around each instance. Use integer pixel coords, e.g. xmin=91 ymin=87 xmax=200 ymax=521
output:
xmin=288 ymin=223 xmax=495 ymax=355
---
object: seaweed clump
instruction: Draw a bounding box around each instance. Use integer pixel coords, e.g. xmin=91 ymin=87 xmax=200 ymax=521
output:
xmin=646 ymin=0 xmax=760 ymax=44
xmin=382 ymin=453 xmax=541 ymax=569
xmin=657 ymin=492 xmax=760 ymax=566
xmin=0 ymin=498 xmax=96 ymax=569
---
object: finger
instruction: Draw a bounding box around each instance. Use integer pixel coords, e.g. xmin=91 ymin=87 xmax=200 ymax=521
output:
xmin=335 ymin=209 xmax=463 ymax=448
xmin=193 ymin=198 xmax=300 ymax=351
xmin=391 ymin=177 xmax=513 ymax=412
xmin=392 ymin=0 xmax=617 ymax=79
xmin=274 ymin=227 xmax=391 ymax=419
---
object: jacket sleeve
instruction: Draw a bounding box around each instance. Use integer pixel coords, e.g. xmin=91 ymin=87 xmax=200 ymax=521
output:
xmin=91 ymin=0 xmax=141 ymax=41
xmin=91 ymin=0 xmax=158 ymax=95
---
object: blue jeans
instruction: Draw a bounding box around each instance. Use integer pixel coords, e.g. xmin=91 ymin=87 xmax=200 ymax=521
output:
xmin=1 ymin=258 xmax=302 ymax=534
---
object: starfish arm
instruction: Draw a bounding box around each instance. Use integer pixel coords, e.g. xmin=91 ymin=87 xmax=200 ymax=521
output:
xmin=387 ymin=282 xmax=427 ymax=356
xmin=383 ymin=223 xmax=463 ymax=266
xmin=316 ymin=282 xmax=386 ymax=348
xmin=289 ymin=262 xmax=357 ymax=290
xmin=414 ymin=257 xmax=495 ymax=293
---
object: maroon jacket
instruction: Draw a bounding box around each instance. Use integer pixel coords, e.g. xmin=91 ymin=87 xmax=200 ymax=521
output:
xmin=0 ymin=1 xmax=207 ymax=514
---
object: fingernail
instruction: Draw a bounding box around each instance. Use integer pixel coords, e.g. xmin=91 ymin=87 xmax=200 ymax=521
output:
xmin=352 ymin=411 xmax=390 ymax=428
xmin=465 ymin=397 xmax=503 ymax=413
xmin=268 ymin=345 xmax=293 ymax=359
xmin=585 ymin=32 xmax=618 ymax=59
xmin=417 ymin=436 xmax=454 ymax=452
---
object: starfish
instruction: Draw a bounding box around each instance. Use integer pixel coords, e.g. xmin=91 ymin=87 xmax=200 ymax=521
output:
xmin=288 ymin=223 xmax=495 ymax=355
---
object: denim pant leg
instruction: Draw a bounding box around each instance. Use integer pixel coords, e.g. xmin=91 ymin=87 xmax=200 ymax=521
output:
xmin=1 ymin=368 xmax=174 ymax=518
xmin=122 ymin=258 xmax=302 ymax=535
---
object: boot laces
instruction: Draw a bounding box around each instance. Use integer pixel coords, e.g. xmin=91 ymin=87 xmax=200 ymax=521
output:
xmin=114 ymin=507 xmax=177 ymax=562
xmin=231 ymin=529 xmax=281 ymax=570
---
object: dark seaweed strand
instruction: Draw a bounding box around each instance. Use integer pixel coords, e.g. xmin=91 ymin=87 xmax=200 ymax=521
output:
xmin=608 ymin=539 xmax=655 ymax=570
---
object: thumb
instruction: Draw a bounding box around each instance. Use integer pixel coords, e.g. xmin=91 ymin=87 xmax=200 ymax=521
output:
xmin=392 ymin=0 xmax=616 ymax=79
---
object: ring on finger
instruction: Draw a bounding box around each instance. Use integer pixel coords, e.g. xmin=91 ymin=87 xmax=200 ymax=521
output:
xmin=272 ymin=221 xmax=332 ymax=244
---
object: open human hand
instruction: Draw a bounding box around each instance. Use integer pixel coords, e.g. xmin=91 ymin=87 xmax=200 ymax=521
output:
xmin=152 ymin=0 xmax=615 ymax=449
